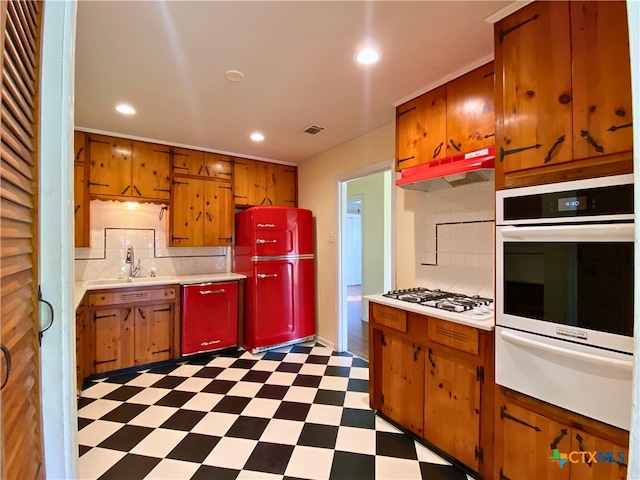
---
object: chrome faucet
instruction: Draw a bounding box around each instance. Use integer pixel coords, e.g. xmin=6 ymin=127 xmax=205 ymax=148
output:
xmin=125 ymin=245 xmax=141 ymax=278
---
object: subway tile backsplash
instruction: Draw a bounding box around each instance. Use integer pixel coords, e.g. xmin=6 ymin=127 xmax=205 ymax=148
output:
xmin=414 ymin=174 xmax=495 ymax=298
xmin=74 ymin=200 xmax=229 ymax=281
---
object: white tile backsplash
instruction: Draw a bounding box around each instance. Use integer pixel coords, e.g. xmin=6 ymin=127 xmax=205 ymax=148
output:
xmin=75 ymin=200 xmax=229 ymax=281
xmin=415 ymin=175 xmax=495 ymax=298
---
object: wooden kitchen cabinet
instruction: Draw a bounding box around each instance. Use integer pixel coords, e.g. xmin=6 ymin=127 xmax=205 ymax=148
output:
xmin=74 ymin=131 xmax=90 ymax=247
xmin=86 ymin=133 xmax=172 ymax=201
xmin=424 ymin=346 xmax=481 ymax=472
xmin=172 ymin=146 xmax=204 ymax=176
xmin=495 ymin=386 xmax=629 ymax=480
xmin=87 ymin=134 xmax=134 ymax=197
xmin=369 ymin=302 xmax=495 ymax=478
xmin=374 ymin=329 xmax=424 ymax=437
xmin=234 ymin=157 xmax=297 ymax=207
xmin=204 ymin=152 xmax=234 ymax=180
xmin=494 ymin=1 xmax=633 ymax=190
xmin=78 ymin=285 xmax=179 ymax=381
xmin=445 ymin=62 xmax=495 ymax=156
xmin=395 ymin=86 xmax=447 ymax=171
xmin=131 ymin=141 xmax=172 ymax=200
xmin=170 ymin=177 xmax=233 ymax=246
xmin=266 ymin=162 xmax=297 ymax=207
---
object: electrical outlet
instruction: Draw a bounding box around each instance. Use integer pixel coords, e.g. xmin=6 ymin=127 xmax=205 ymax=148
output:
xmin=328 ymin=233 xmax=335 ymax=243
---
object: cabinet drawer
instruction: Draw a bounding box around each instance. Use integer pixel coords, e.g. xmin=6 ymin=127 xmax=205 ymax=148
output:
xmin=427 ymin=318 xmax=478 ymax=355
xmin=88 ymin=286 xmax=178 ymax=306
xmin=371 ymin=303 xmax=407 ymax=333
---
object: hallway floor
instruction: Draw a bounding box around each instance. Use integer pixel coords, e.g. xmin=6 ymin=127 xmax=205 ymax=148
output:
xmin=77 ymin=342 xmax=471 ymax=480
xmin=347 ymin=285 xmax=369 ymax=360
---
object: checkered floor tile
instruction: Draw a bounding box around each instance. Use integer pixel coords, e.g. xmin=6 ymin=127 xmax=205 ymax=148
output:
xmin=78 ymin=342 xmax=472 ymax=480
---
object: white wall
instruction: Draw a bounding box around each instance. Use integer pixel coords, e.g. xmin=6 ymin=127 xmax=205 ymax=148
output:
xmin=297 ymin=123 xmax=418 ymax=346
xmin=347 ymin=172 xmax=387 ymax=320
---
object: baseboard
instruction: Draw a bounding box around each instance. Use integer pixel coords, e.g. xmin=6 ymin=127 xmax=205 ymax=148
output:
xmin=315 ymin=335 xmax=335 ymax=351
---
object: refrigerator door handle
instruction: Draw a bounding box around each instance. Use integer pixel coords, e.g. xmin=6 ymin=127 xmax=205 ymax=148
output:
xmin=256 ymin=239 xmax=277 ymax=244
xmin=199 ymin=289 xmax=226 ymax=295
xmin=257 ymin=273 xmax=278 ymax=279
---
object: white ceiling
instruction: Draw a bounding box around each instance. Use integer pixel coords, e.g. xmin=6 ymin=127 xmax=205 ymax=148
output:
xmin=74 ymin=1 xmax=510 ymax=164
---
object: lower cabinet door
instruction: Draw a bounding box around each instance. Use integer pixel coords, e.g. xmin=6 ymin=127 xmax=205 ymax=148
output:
xmin=569 ymin=430 xmax=628 ymax=480
xmin=424 ymin=348 xmax=481 ymax=471
xmin=496 ymin=400 xmax=571 ymax=480
xmin=134 ymin=304 xmax=172 ymax=365
xmin=94 ymin=308 xmax=135 ymax=373
xmin=379 ymin=332 xmax=424 ymax=436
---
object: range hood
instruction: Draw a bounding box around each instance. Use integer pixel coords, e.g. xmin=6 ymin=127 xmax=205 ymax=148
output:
xmin=396 ymin=146 xmax=495 ymax=191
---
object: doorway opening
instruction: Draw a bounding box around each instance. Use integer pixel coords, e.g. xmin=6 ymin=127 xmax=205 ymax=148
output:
xmin=338 ymin=165 xmax=393 ymax=359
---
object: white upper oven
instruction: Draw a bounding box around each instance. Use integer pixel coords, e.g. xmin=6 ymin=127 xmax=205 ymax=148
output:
xmin=495 ymin=174 xmax=634 ymax=429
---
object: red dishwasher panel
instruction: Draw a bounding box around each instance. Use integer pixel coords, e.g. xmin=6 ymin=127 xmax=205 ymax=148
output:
xmin=181 ymin=281 xmax=239 ymax=355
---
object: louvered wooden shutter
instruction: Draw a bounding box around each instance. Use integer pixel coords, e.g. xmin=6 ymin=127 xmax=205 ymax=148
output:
xmin=0 ymin=1 xmax=45 ymax=478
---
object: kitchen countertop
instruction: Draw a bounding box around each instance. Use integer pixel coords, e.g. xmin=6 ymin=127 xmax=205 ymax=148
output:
xmin=364 ymin=293 xmax=495 ymax=331
xmin=74 ymin=272 xmax=246 ymax=310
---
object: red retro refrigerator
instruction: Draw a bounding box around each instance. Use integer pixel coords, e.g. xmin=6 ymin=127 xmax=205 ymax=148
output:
xmin=234 ymin=206 xmax=316 ymax=353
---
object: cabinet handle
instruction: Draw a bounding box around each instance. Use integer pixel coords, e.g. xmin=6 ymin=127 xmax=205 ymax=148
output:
xmin=154 ymin=307 xmax=172 ymax=312
xmin=133 ymin=185 xmax=142 ymax=196
xmin=580 ymin=130 xmax=604 ymax=153
xmin=397 ymin=156 xmax=415 ymax=164
xmin=1 ymin=344 xmax=12 ymax=390
xmin=574 ymin=433 xmax=593 ymax=467
xmin=172 ymin=236 xmax=189 ymax=241
xmin=198 ymin=165 xmax=203 ymax=175
xmin=432 ymin=142 xmax=443 ymax=159
xmin=260 ymin=197 xmax=267 ymax=205
xmin=449 ymin=139 xmax=461 ymax=152
xmin=195 ymin=212 xmax=202 ymax=221
xmin=137 ymin=308 xmax=145 ymax=320
xmin=483 ymin=71 xmax=495 ymax=79
xmin=173 ymin=179 xmax=189 ymax=185
xmin=234 ymin=195 xmax=247 ymax=199
xmin=173 ymin=165 xmax=189 ymax=172
xmin=544 ymin=134 xmax=565 ymax=164
xmin=427 ymin=348 xmax=436 ymax=368
xmin=257 ymin=239 xmax=277 ymax=244
xmin=220 ymin=171 xmax=232 ymax=177
xmin=499 ymin=404 xmax=541 ymax=431
xmin=499 ymin=143 xmax=542 ymax=162
xmin=154 ymin=188 xmax=171 ymax=194
xmin=199 ymin=289 xmax=226 ymax=295
xmin=498 ymin=13 xmax=540 ymax=43
xmin=75 ymin=146 xmax=85 ymax=161
xmin=206 ymin=212 xmax=213 ymax=221
xmin=257 ymin=273 xmax=278 ymax=279
xmin=413 ymin=345 xmax=422 ymax=362
xmin=38 ymin=286 xmax=55 ymax=346
xmin=121 ymin=185 xmax=130 ymax=195
xmin=74 ymin=205 xmax=80 ymax=214
xmin=205 ymin=166 xmax=210 ymax=176
xmin=607 ymin=122 xmax=633 ymax=132
xmin=482 ymin=133 xmax=495 ymax=139
xmin=550 ymin=428 xmax=568 ymax=449
xmin=123 ymin=308 xmax=132 ymax=322
xmin=87 ymin=181 xmax=109 ymax=187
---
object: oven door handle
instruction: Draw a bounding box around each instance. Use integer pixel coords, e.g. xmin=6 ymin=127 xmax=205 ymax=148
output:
xmin=500 ymin=330 xmax=633 ymax=371
xmin=499 ymin=223 xmax=634 ymax=241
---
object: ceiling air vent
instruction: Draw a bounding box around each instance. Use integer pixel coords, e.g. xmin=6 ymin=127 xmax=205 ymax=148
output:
xmin=303 ymin=124 xmax=325 ymax=135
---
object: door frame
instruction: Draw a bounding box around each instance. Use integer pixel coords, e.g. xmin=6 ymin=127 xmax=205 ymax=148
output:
xmin=335 ymin=160 xmax=395 ymax=353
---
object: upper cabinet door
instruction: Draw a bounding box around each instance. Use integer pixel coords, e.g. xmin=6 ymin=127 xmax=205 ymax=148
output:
xmin=496 ymin=1 xmax=573 ymax=174
xmin=570 ymin=1 xmax=633 ymax=161
xmin=131 ymin=141 xmax=172 ymax=200
xmin=172 ymin=147 xmax=204 ymax=176
xmin=88 ymin=134 xmax=133 ymax=196
xmin=266 ymin=163 xmax=297 ymax=207
xmin=446 ymin=62 xmax=495 ymax=155
xmin=233 ymin=158 xmax=267 ymax=206
xmin=395 ymin=86 xmax=447 ymax=171
xmin=203 ymin=152 xmax=233 ymax=180
xmin=203 ymin=181 xmax=234 ymax=246
xmin=171 ymin=178 xmax=204 ymax=247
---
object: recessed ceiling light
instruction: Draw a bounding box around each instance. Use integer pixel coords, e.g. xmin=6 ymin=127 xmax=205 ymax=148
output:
xmin=225 ymin=70 xmax=245 ymax=82
xmin=115 ymin=103 xmax=136 ymax=115
xmin=250 ymin=132 xmax=264 ymax=142
xmin=356 ymin=47 xmax=381 ymax=65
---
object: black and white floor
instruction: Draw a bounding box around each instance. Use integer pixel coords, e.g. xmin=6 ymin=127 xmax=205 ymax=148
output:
xmin=77 ymin=342 xmax=472 ymax=480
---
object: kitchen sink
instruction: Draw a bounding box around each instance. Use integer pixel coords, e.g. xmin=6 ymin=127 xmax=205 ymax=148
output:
xmin=85 ymin=276 xmax=179 ymax=287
